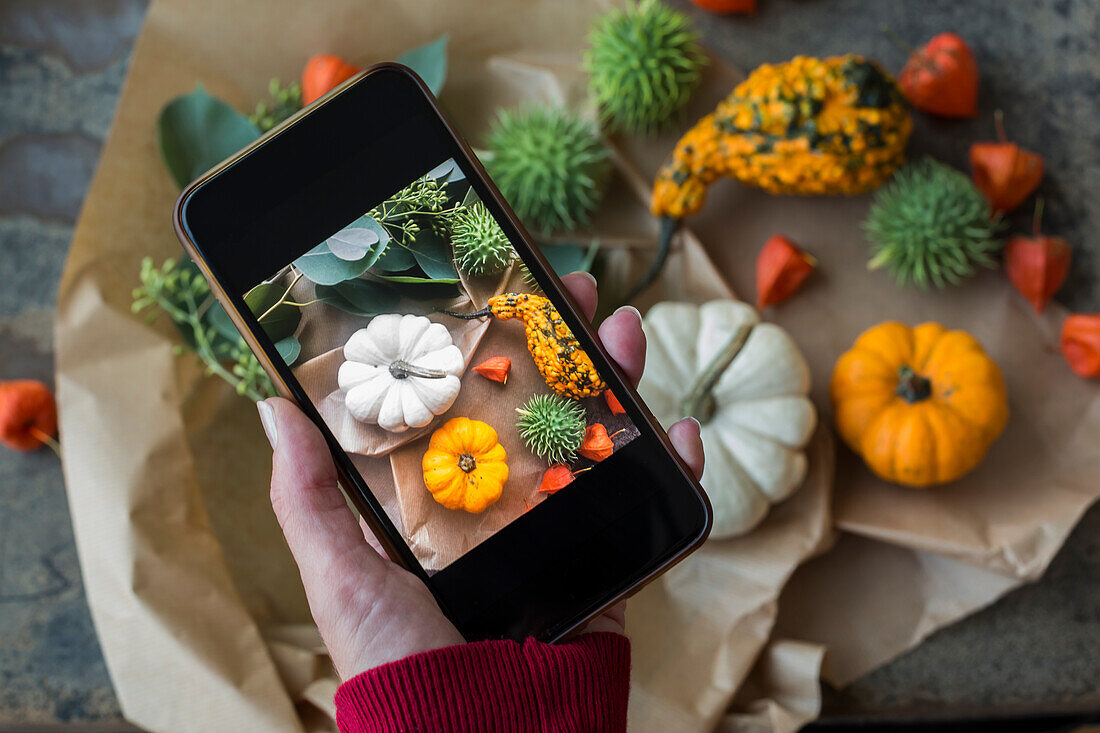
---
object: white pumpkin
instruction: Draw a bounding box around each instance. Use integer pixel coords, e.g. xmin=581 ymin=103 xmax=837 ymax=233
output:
xmin=638 ymin=301 xmax=816 ymax=538
xmin=338 ymin=314 xmax=464 ymax=433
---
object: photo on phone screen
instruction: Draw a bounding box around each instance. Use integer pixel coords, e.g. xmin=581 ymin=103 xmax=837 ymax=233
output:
xmin=243 ymin=157 xmax=640 ymax=572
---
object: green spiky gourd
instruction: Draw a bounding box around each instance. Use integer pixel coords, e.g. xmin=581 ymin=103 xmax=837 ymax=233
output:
xmin=584 ymin=0 xmax=705 ymax=134
xmin=485 ymin=105 xmax=611 ymax=233
xmin=450 ymin=201 xmax=514 ymax=276
xmin=516 ymin=394 xmax=586 ymax=464
xmin=865 ymin=158 xmax=1004 ymax=289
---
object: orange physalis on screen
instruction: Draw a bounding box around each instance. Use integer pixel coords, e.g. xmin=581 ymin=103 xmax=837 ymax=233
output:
xmin=538 ymin=465 xmax=576 ymax=494
xmin=579 ymin=423 xmax=624 ymax=462
xmin=473 ymin=356 xmax=511 ymax=384
xmin=604 ymin=390 xmax=625 ymax=415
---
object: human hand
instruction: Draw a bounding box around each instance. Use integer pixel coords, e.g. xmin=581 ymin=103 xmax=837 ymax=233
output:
xmin=259 ymin=272 xmax=705 ymax=680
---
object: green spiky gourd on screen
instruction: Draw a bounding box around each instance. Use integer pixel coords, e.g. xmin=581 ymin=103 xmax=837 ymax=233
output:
xmin=485 ymin=106 xmax=611 ymax=233
xmin=451 ymin=201 xmax=514 ymax=276
xmin=516 ymin=394 xmax=586 ymax=464
xmin=584 ymin=0 xmax=706 ymax=134
xmin=865 ymin=158 xmax=1004 ymax=289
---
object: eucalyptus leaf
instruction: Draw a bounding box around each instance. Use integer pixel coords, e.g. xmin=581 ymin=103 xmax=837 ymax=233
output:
xmin=443 ymin=179 xmax=471 ymax=208
xmin=274 ymin=336 xmax=301 ymax=366
xmin=158 ymin=85 xmax=260 ymax=189
xmin=294 ymin=243 xmax=374 ymax=285
xmin=372 ymin=240 xmax=417 ymax=271
xmin=427 ymin=158 xmax=466 ymax=183
xmin=375 ymin=273 xmax=460 ymax=285
xmin=397 ymin=36 xmax=448 ymax=96
xmin=377 ymin=278 xmax=460 ymax=300
xmin=206 ymin=301 xmax=240 ymax=344
xmin=327 ymin=227 xmax=380 ymax=261
xmin=315 ymin=279 xmax=400 ymax=317
xmin=537 ymin=240 xmax=599 ymax=276
xmin=245 ymin=280 xmax=301 ymax=341
xmin=427 ymin=159 xmax=455 ymax=180
xmin=401 ymin=227 xmax=458 ymax=279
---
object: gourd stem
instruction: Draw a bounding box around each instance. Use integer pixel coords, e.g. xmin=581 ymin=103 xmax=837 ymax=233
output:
xmin=438 ymin=306 xmax=492 ymax=320
xmin=679 ymin=323 xmax=754 ymax=424
xmin=619 ymin=216 xmax=679 ymax=307
xmin=458 ymin=453 xmax=476 ymax=473
xmin=389 ymin=360 xmax=448 ymax=380
xmin=896 ymin=365 xmax=932 ymax=403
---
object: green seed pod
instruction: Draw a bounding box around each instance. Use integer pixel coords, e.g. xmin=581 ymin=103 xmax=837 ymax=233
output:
xmin=250 ymin=78 xmax=303 ymax=132
xmin=584 ymin=0 xmax=705 ymax=134
xmin=485 ymin=105 xmax=611 ymax=233
xmin=865 ymin=158 xmax=1005 ymax=289
xmin=515 ymin=394 xmax=586 ymax=464
xmin=451 ymin=201 xmax=515 ymax=276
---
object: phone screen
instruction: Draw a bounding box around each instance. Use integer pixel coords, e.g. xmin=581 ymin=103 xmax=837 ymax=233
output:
xmin=242 ymin=156 xmax=641 ymax=572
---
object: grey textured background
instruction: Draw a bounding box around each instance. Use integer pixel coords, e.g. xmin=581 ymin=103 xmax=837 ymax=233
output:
xmin=0 ymin=0 xmax=1097 ymax=727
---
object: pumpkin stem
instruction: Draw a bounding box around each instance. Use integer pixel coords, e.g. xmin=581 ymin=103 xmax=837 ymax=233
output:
xmin=618 ymin=216 xmax=678 ymax=307
xmin=458 ymin=453 xmax=476 ymax=473
xmin=896 ymin=365 xmax=932 ymax=403
xmin=679 ymin=322 xmax=754 ymax=424
xmin=438 ymin=306 xmax=492 ymax=320
xmin=388 ymin=360 xmax=448 ymax=380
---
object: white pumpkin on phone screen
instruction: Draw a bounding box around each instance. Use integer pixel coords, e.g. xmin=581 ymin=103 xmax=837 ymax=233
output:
xmin=638 ymin=301 xmax=816 ymax=538
xmin=339 ymin=313 xmax=464 ymax=433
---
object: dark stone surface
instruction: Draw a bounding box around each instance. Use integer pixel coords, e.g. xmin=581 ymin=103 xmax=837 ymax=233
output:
xmin=0 ymin=0 xmax=1097 ymax=727
xmin=0 ymin=0 xmax=147 ymax=727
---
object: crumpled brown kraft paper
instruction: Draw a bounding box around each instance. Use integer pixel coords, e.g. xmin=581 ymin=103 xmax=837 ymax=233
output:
xmin=54 ymin=0 xmax=1100 ymax=732
xmin=54 ymin=0 xmax=825 ymax=729
xmin=719 ymin=639 xmax=827 ymax=733
xmin=614 ymin=46 xmax=1100 ymax=702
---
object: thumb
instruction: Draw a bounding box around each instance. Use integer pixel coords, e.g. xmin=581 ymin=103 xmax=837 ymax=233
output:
xmin=259 ymin=398 xmax=388 ymax=611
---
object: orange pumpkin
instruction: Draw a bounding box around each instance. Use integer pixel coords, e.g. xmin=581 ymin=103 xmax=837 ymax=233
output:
xmin=422 ymin=417 xmax=508 ymax=513
xmin=830 ymin=322 xmax=1008 ymax=487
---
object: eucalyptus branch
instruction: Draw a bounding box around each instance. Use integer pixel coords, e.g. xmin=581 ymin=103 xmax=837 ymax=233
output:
xmin=256 ymin=270 xmax=304 ymax=323
xmin=132 ymin=257 xmax=272 ymax=402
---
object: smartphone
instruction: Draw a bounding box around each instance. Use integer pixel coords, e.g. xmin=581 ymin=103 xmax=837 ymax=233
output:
xmin=174 ymin=63 xmax=711 ymax=642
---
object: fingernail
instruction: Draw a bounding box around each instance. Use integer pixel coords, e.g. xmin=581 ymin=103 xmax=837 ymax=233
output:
xmin=257 ymin=399 xmax=278 ymax=448
xmin=686 ymin=416 xmax=702 ymax=433
xmin=613 ymin=304 xmax=642 ymax=322
xmin=573 ymin=270 xmax=597 ymax=288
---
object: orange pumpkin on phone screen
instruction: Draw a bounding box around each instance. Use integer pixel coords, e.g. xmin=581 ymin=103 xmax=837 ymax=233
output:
xmin=831 ymin=322 xmax=1008 ymax=487
xmin=422 ymin=417 xmax=509 ymax=513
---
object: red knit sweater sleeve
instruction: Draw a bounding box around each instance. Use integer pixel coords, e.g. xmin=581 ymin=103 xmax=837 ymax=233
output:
xmin=333 ymin=632 xmax=630 ymax=732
